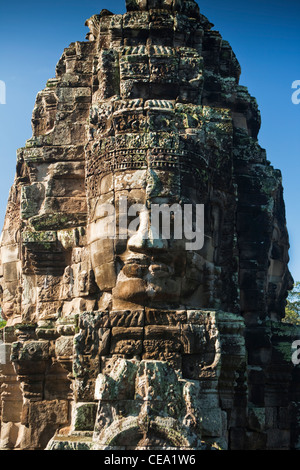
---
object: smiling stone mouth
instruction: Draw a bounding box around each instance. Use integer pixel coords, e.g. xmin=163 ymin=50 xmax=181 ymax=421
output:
xmin=148 ymin=263 xmax=169 ymax=273
xmin=122 ymin=257 xmax=173 ymax=278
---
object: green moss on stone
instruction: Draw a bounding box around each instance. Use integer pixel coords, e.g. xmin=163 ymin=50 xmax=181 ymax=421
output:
xmin=30 ymin=212 xmax=87 ymax=231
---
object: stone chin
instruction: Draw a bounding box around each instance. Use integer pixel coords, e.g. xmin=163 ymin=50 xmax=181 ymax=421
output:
xmin=111 ymin=268 xmax=199 ymax=305
xmin=93 ymin=248 xmax=203 ymax=305
xmin=112 ymin=277 xmax=182 ymax=304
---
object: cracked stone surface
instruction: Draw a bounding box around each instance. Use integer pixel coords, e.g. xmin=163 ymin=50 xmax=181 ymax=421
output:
xmin=0 ymin=0 xmax=299 ymax=451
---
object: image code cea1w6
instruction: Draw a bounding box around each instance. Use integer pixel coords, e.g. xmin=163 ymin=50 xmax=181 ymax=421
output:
xmin=147 ymin=454 xmax=196 ymax=465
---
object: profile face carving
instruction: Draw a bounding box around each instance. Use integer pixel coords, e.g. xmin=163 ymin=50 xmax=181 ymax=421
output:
xmin=87 ymin=166 xmax=208 ymax=308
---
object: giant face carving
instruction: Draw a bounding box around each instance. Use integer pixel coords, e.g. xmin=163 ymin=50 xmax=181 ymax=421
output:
xmin=87 ymin=165 xmax=210 ymax=309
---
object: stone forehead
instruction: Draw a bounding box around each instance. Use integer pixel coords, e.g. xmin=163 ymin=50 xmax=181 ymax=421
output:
xmin=92 ymin=170 xmax=203 ymax=203
xmin=111 ymin=169 xmax=201 ymax=200
xmin=86 ymin=101 xmax=231 ymax=181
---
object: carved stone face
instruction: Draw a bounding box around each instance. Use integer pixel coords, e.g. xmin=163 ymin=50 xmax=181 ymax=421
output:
xmin=88 ymin=167 xmax=207 ymax=308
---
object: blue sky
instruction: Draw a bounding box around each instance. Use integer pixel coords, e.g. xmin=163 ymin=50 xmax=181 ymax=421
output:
xmin=0 ymin=0 xmax=299 ymax=282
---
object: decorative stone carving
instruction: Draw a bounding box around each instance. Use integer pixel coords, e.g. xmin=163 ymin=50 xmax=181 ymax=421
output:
xmin=0 ymin=0 xmax=299 ymax=451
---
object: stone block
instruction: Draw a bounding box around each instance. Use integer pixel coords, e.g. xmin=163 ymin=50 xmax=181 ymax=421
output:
xmin=11 ymin=340 xmax=50 ymax=362
xmin=55 ymin=336 xmax=74 ymax=358
xmin=72 ymin=402 xmax=97 ymax=431
xmin=26 ymin=400 xmax=70 ymax=449
xmin=201 ymin=408 xmax=224 ymax=437
xmin=110 ymin=310 xmax=144 ymax=327
xmin=145 ymin=309 xmax=186 ymax=326
xmin=181 ymin=324 xmax=206 ymax=354
xmin=110 ymin=327 xmax=143 ymax=356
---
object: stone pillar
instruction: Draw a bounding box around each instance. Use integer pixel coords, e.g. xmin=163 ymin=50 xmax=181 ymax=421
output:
xmin=9 ymin=321 xmax=74 ymax=449
xmin=0 ymin=327 xmax=23 ymax=449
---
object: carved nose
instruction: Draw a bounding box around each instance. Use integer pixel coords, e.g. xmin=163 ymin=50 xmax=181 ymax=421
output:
xmin=127 ymin=209 xmax=168 ymax=253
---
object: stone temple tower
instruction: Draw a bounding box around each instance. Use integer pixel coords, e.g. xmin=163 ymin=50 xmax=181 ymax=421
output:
xmin=0 ymin=0 xmax=299 ymax=450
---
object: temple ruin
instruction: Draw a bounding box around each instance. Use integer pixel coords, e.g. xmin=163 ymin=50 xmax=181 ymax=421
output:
xmin=0 ymin=0 xmax=299 ymax=450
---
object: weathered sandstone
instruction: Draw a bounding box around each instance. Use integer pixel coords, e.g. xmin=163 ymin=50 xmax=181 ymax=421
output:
xmin=0 ymin=0 xmax=298 ymax=450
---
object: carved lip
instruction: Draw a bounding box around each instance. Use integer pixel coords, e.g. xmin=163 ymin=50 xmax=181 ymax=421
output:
xmin=148 ymin=263 xmax=169 ymax=273
xmin=123 ymin=256 xmax=173 ymax=277
xmin=124 ymin=256 xmax=149 ymax=268
xmin=148 ymin=263 xmax=171 ymax=278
